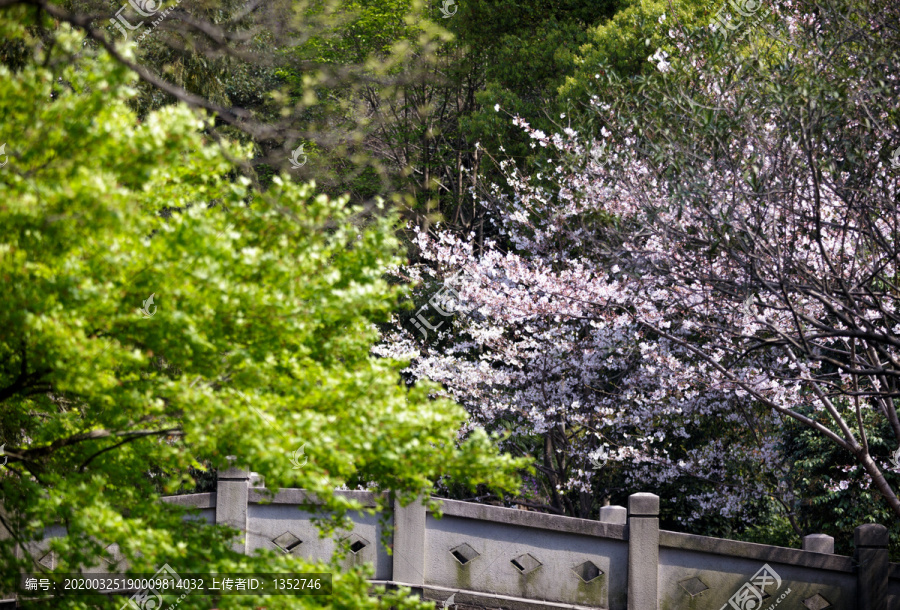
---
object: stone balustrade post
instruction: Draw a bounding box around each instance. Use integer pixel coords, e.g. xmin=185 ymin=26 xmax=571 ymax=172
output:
xmin=599 ymin=505 xmax=627 ymax=524
xmin=627 ymin=493 xmax=659 ymax=610
xmin=391 ymin=496 xmax=426 ymax=589
xmin=802 ymin=533 xmax=834 ymax=554
xmin=216 ymin=466 xmax=250 ymax=553
xmin=854 ymin=523 xmax=888 ymax=610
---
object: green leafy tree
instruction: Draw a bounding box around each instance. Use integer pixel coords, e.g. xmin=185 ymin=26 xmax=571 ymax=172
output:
xmin=559 ymin=0 xmax=713 ymax=101
xmin=0 ymin=16 xmax=521 ymax=608
xmin=13 ymin=0 xmax=446 ymax=203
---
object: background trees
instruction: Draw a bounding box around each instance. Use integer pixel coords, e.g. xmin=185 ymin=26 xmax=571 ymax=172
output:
xmin=11 ymin=0 xmax=638 ymax=220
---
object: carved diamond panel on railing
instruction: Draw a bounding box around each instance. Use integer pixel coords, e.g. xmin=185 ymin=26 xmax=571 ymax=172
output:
xmin=37 ymin=551 xmax=55 ymax=570
xmin=449 ymin=542 xmax=480 ymax=566
xmin=272 ymin=531 xmax=303 ymax=554
xmin=510 ymin=553 xmax=542 ymax=575
xmin=802 ymin=594 xmax=832 ymax=610
xmin=100 ymin=543 xmax=121 ymax=569
xmin=572 ymin=560 xmax=603 ymax=583
xmin=678 ymin=576 xmax=709 ymax=597
xmin=343 ymin=533 xmax=370 ymax=554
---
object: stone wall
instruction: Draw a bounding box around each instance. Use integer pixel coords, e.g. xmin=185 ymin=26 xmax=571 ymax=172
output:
xmin=159 ymin=469 xmax=896 ymax=609
xmin=3 ymin=468 xmax=897 ymax=609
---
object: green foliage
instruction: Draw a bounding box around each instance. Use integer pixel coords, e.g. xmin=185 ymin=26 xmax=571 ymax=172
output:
xmin=559 ymin=0 xmax=713 ymax=101
xmin=453 ymin=0 xmax=618 ymax=208
xmin=780 ymin=410 xmax=900 ymax=558
xmin=0 ymin=15 xmax=522 ymax=607
xmin=291 ymin=0 xmax=427 ymax=65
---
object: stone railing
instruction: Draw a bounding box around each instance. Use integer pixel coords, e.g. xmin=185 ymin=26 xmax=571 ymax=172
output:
xmin=3 ymin=467 xmax=898 ymax=609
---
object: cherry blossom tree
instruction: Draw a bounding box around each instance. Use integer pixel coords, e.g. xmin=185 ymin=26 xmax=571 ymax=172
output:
xmin=379 ymin=0 xmax=900 ymax=527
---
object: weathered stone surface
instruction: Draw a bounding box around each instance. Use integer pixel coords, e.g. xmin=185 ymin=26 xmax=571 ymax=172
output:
xmin=659 ymin=530 xmax=853 ymax=572
xmin=803 ymin=534 xmax=835 ymax=554
xmin=855 ymin=523 xmax=889 ymax=548
xmin=216 ymin=468 xmax=249 ymax=553
xmin=856 ymin=524 xmax=889 ymax=610
xmin=393 ymin=497 xmax=426 ymax=585
xmin=438 ymin=498 xmax=627 ymax=541
xmin=628 ymin=493 xmax=659 ymax=610
xmin=599 ymin=505 xmax=626 ymax=525
xmin=627 ymin=493 xmax=659 ymax=517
